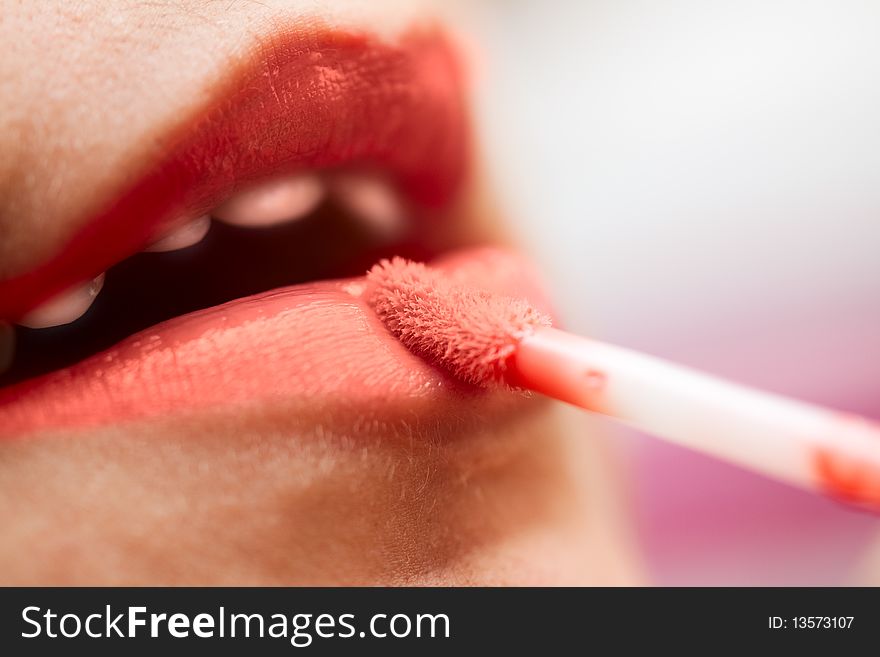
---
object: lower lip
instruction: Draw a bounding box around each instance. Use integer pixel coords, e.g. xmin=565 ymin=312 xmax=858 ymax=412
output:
xmin=0 ymin=247 xmax=552 ymax=438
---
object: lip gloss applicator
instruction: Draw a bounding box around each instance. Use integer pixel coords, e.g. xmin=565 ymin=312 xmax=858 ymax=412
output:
xmin=366 ymin=257 xmax=880 ymax=513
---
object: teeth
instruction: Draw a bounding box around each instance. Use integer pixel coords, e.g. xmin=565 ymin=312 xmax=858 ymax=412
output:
xmin=18 ymin=274 xmax=105 ymax=329
xmin=331 ymin=173 xmax=405 ymax=238
xmin=145 ymin=215 xmax=211 ymax=252
xmin=213 ymin=174 xmax=325 ymax=228
xmin=0 ymin=322 xmax=13 ymax=374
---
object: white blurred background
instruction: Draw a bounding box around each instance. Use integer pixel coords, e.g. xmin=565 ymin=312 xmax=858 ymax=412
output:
xmin=469 ymin=0 xmax=880 ymax=584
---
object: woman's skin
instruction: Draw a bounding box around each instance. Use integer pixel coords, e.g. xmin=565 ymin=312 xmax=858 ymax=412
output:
xmin=0 ymin=1 xmax=640 ymax=584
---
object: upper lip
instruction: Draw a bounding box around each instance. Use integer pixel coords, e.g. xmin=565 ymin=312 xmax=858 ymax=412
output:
xmin=0 ymin=23 xmax=469 ymax=321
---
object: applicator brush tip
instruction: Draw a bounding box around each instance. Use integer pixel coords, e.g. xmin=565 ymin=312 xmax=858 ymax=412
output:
xmin=365 ymin=257 xmax=550 ymax=386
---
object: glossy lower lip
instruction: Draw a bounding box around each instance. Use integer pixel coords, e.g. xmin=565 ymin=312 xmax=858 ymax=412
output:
xmin=0 ymin=24 xmax=468 ymax=320
xmin=0 ymin=247 xmax=552 ymax=438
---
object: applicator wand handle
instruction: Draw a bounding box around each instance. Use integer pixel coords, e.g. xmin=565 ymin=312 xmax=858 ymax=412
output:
xmin=516 ymin=327 xmax=880 ymax=509
xmin=366 ymin=256 xmax=880 ymax=512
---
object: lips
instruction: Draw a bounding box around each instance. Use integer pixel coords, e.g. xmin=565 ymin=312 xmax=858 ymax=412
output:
xmin=0 ymin=23 xmax=551 ymax=438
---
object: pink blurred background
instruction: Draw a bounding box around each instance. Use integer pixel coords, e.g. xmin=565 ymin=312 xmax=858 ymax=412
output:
xmin=471 ymin=0 xmax=880 ymax=584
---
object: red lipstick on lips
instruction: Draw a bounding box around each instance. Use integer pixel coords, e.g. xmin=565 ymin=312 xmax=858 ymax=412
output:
xmin=0 ymin=22 xmax=555 ymax=439
xmin=0 ymin=24 xmax=468 ymax=321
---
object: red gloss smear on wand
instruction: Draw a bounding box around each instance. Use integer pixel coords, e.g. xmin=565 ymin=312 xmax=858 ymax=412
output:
xmin=366 ymin=258 xmax=880 ymax=514
xmin=0 ymin=26 xmax=469 ymax=320
xmin=814 ymin=444 xmax=880 ymax=510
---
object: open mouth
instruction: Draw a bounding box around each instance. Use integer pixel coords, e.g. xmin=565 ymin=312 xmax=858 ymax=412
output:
xmin=0 ymin=23 xmax=551 ymax=437
xmin=4 ymin=175 xmax=428 ymax=382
